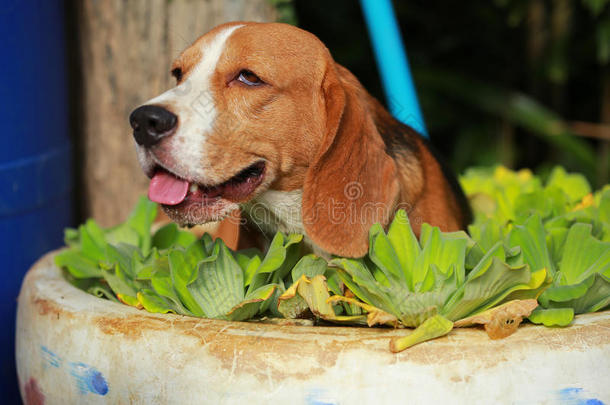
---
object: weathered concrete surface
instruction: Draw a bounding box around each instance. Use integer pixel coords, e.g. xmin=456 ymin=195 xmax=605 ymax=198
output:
xmin=16 ymin=252 xmax=610 ymax=404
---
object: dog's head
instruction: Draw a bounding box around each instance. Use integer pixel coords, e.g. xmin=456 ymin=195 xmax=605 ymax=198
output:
xmin=130 ymin=22 xmax=398 ymax=257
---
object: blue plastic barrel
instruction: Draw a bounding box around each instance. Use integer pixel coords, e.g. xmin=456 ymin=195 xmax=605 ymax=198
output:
xmin=0 ymin=0 xmax=72 ymax=401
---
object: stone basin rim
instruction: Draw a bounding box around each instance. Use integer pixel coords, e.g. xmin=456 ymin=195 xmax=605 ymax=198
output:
xmin=22 ymin=250 xmax=610 ymax=347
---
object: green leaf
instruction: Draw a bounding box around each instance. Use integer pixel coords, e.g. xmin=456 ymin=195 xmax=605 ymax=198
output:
xmin=200 ymin=233 xmax=215 ymax=255
xmin=324 ymin=268 xmax=342 ymax=296
xmin=387 ymin=209 xmax=420 ymax=290
xmin=174 ymin=228 xmax=197 ymax=248
xmin=152 ymin=223 xmax=178 ymax=249
xmin=249 ymin=232 xmax=302 ymax=292
xmin=528 ymin=307 xmax=574 ymax=326
xmin=150 ymin=275 xmax=189 ymax=315
xmin=270 ymin=237 xmax=303 ymax=283
xmin=87 ymin=283 xmax=119 ymax=302
xmin=279 ymin=275 xmax=366 ymax=324
xmin=243 ymin=255 xmax=262 ymax=287
xmin=559 ymin=223 xmax=610 ymax=285
xmin=468 ymin=219 xmax=503 ymax=255
xmin=54 ymin=248 xmax=103 ymax=278
xmin=105 ymin=224 xmax=140 ymax=248
xmin=187 ymin=240 xmax=245 ymax=319
xmin=125 ymin=197 xmax=158 ymax=254
xmin=389 ymin=315 xmax=454 ymax=352
xmin=598 ymin=188 xmax=610 ymax=224
xmin=116 ymin=294 xmax=140 ymax=307
xmin=152 ymin=223 xmax=196 ymax=250
xmin=291 ymin=255 xmax=328 ymax=282
xmin=277 ymin=287 xmax=309 ymax=319
xmin=84 ymin=219 xmax=107 ymax=250
xmin=539 ymin=275 xmax=592 ymax=306
xmin=542 ymin=273 xmax=610 ymax=314
xmin=576 ymin=274 xmax=610 ymax=312
xmin=443 ymin=257 xmax=531 ymax=320
xmin=101 ymin=264 xmax=138 ymax=304
xmin=257 ymin=233 xmax=299 ymax=275
xmin=393 ymin=291 xmax=444 ymax=327
xmin=508 ymin=215 xmax=555 ymax=276
xmin=184 ymin=240 xmax=207 ymax=268
xmin=261 ymin=284 xmax=287 ymax=318
xmin=413 ymin=225 xmax=468 ymax=289
xmin=64 ymin=228 xmax=80 ymax=247
xmin=331 ymin=258 xmax=398 ymax=313
xmin=545 ymin=166 xmax=591 ymax=203
xmin=78 ymin=223 xmax=106 ymax=262
xmin=546 ymin=227 xmax=568 ymax=266
xmin=103 ymin=243 xmax=139 ymax=278
xmin=369 ymin=223 xmax=405 ymax=284
xmin=136 ymin=251 xmax=166 ymax=280
xmin=137 ymin=289 xmax=184 ymax=315
xmin=169 ymin=250 xmax=204 ymax=316
xmin=513 ymin=192 xmax=552 ymax=222
xmin=227 ymin=284 xmax=277 ymax=321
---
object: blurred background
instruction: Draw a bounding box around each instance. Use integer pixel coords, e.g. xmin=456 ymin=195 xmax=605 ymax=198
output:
xmin=295 ymin=0 xmax=609 ymax=187
xmin=2 ymin=0 xmax=609 ymax=402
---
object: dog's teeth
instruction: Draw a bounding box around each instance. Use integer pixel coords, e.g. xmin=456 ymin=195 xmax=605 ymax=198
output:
xmin=189 ymin=184 xmax=199 ymax=193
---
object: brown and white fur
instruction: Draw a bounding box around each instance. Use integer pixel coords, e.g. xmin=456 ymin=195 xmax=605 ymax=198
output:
xmin=132 ymin=22 xmax=471 ymax=258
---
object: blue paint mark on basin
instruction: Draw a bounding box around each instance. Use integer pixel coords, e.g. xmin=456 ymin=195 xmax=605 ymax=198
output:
xmin=69 ymin=362 xmax=109 ymax=396
xmin=306 ymin=388 xmax=336 ymax=405
xmin=557 ymin=387 xmax=605 ymax=405
xmin=40 ymin=346 xmax=61 ymax=368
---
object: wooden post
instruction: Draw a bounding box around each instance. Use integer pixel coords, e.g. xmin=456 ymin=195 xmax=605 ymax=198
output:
xmin=76 ymin=0 xmax=277 ymax=226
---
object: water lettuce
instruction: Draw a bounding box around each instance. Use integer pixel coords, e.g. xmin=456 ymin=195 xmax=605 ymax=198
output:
xmin=462 ymin=166 xmax=610 ymax=326
xmin=323 ymin=210 xmax=544 ymax=351
xmin=54 ymin=165 xmax=610 ymax=353
xmin=55 ymin=197 xmax=302 ymax=321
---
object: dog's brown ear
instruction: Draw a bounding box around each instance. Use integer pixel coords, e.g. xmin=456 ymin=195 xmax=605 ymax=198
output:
xmin=302 ymin=64 xmax=399 ymax=257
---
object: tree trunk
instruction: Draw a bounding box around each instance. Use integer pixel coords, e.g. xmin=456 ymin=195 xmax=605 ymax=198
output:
xmin=76 ymin=0 xmax=277 ymax=226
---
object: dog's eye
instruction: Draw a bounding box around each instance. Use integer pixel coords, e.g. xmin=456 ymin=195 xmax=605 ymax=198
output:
xmin=171 ymin=67 xmax=183 ymax=82
xmin=237 ymin=70 xmax=263 ymax=86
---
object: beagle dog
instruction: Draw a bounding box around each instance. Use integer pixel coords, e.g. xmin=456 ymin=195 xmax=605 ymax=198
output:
xmin=129 ymin=22 xmax=471 ymax=258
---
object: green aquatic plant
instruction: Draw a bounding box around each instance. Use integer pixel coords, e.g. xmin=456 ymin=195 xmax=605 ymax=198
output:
xmin=55 ymin=197 xmax=302 ymax=321
xmin=514 ymin=219 xmax=610 ymax=326
xmin=462 ymin=166 xmax=610 ymax=326
xmin=325 ymin=210 xmax=545 ymax=351
xmin=278 ymin=167 xmax=609 ymax=350
xmin=54 ymin=165 xmax=610 ymax=352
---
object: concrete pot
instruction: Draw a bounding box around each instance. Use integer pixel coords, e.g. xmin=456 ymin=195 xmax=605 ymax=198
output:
xmin=16 ymin=251 xmax=610 ymax=404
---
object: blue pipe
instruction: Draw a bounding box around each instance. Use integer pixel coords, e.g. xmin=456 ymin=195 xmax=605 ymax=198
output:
xmin=359 ymin=0 xmax=428 ymax=137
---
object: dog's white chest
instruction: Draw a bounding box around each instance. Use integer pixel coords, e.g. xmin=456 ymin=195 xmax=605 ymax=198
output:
xmin=244 ymin=190 xmax=329 ymax=258
xmin=246 ymin=189 xmax=305 ymax=235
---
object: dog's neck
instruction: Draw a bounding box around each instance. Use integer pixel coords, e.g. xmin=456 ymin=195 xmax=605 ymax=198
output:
xmin=245 ymin=189 xmax=304 ymax=235
xmin=242 ymin=189 xmax=329 ymax=257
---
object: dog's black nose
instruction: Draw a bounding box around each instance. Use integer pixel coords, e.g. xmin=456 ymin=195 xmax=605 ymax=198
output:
xmin=129 ymin=105 xmax=177 ymax=147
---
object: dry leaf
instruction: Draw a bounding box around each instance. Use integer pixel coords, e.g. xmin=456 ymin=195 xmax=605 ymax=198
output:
xmin=454 ymin=299 xmax=538 ymax=339
xmin=326 ymin=295 xmax=398 ymax=327
xmin=279 ymin=275 xmax=366 ymax=323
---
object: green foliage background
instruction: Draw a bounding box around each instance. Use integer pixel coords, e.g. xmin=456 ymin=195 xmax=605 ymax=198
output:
xmin=292 ymin=0 xmax=610 ymax=186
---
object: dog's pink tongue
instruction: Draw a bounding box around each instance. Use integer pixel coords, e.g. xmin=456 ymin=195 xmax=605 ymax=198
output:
xmin=148 ymin=171 xmax=189 ymax=205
